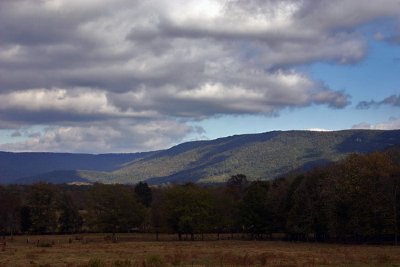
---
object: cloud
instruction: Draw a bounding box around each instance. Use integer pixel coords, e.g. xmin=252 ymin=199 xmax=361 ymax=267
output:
xmin=356 ymin=94 xmax=400 ymax=109
xmin=0 ymin=0 xmax=399 ymax=152
xmin=0 ymin=88 xmax=157 ymax=125
xmin=352 ymin=117 xmax=400 ymax=130
xmin=0 ymin=120 xmax=202 ymax=153
xmin=0 ymin=0 xmax=379 ymax=94
xmin=307 ymin=128 xmax=331 ymax=132
xmin=11 ymin=131 xmax=22 ymax=137
xmin=0 ymin=80 xmax=348 ymax=125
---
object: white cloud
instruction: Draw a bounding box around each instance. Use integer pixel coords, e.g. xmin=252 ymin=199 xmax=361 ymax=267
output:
xmin=352 ymin=117 xmax=400 ymax=130
xmin=307 ymin=128 xmax=332 ymax=132
xmin=0 ymin=88 xmax=156 ymax=119
xmin=0 ymin=120 xmax=201 ymax=153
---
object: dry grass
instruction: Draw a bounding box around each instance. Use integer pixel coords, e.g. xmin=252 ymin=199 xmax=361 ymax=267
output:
xmin=0 ymin=234 xmax=400 ymax=266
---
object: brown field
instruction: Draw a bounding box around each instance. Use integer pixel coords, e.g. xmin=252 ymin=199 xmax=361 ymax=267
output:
xmin=1 ymin=234 xmax=400 ymax=267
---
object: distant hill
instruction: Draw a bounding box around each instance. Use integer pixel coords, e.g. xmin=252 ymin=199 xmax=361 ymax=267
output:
xmin=17 ymin=170 xmax=91 ymax=184
xmin=0 ymin=152 xmax=154 ymax=184
xmin=2 ymin=129 xmax=400 ymax=185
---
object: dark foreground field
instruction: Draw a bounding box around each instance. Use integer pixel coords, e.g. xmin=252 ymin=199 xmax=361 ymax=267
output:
xmin=1 ymin=234 xmax=400 ymax=266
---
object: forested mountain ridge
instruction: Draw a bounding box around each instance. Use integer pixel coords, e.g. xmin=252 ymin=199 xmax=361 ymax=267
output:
xmin=118 ymin=129 xmax=400 ymax=184
xmin=5 ymin=129 xmax=400 ymax=185
xmin=0 ymin=152 xmax=155 ymax=184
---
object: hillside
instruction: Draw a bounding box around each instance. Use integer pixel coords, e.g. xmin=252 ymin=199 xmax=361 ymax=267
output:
xmin=0 ymin=152 xmax=154 ymax=183
xmin=107 ymin=129 xmax=400 ymax=184
xmin=3 ymin=129 xmax=400 ymax=184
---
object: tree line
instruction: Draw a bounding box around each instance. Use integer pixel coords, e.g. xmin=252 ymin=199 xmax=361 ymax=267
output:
xmin=0 ymin=147 xmax=399 ymax=244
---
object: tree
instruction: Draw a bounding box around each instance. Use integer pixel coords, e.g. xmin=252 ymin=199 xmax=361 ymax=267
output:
xmin=239 ymin=181 xmax=274 ymax=239
xmin=150 ymin=188 xmax=169 ymax=240
xmin=19 ymin=205 xmax=32 ymax=233
xmin=268 ymin=177 xmax=291 ymax=234
xmin=27 ymin=183 xmax=58 ymax=234
xmin=209 ymin=186 xmax=239 ymax=239
xmin=286 ymin=171 xmax=329 ymax=242
xmin=0 ymin=186 xmax=21 ymax=237
xmin=134 ymin=182 xmax=152 ymax=207
xmin=327 ymin=153 xmax=396 ymax=242
xmin=57 ymin=192 xmax=82 ymax=233
xmin=227 ymin=174 xmax=248 ymax=189
xmin=87 ymin=184 xmax=146 ymax=235
xmin=163 ymin=184 xmax=214 ymax=240
xmin=226 ymin=174 xmax=249 ymax=206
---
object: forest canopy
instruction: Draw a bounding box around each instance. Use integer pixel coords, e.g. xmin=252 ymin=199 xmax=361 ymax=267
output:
xmin=0 ymin=147 xmax=399 ymax=244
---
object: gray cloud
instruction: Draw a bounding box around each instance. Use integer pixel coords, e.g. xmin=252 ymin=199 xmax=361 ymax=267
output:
xmin=356 ymin=94 xmax=400 ymax=109
xmin=0 ymin=0 xmax=378 ymax=93
xmin=0 ymin=0 xmax=399 ymax=152
xmin=11 ymin=131 xmax=22 ymax=138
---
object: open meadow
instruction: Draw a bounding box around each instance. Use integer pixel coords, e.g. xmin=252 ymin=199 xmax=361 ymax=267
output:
xmin=1 ymin=234 xmax=400 ymax=267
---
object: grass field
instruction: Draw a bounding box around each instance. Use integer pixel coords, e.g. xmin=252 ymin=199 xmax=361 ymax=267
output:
xmin=1 ymin=234 xmax=400 ymax=266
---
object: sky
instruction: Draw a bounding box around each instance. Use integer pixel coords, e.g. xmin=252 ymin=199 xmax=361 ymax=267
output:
xmin=0 ymin=0 xmax=399 ymax=153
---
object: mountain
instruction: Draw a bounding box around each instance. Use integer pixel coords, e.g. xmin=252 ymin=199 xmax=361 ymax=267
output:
xmin=0 ymin=151 xmax=154 ymax=184
xmin=2 ymin=129 xmax=400 ymax=185
xmin=106 ymin=129 xmax=400 ymax=184
xmin=17 ymin=170 xmax=91 ymax=184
